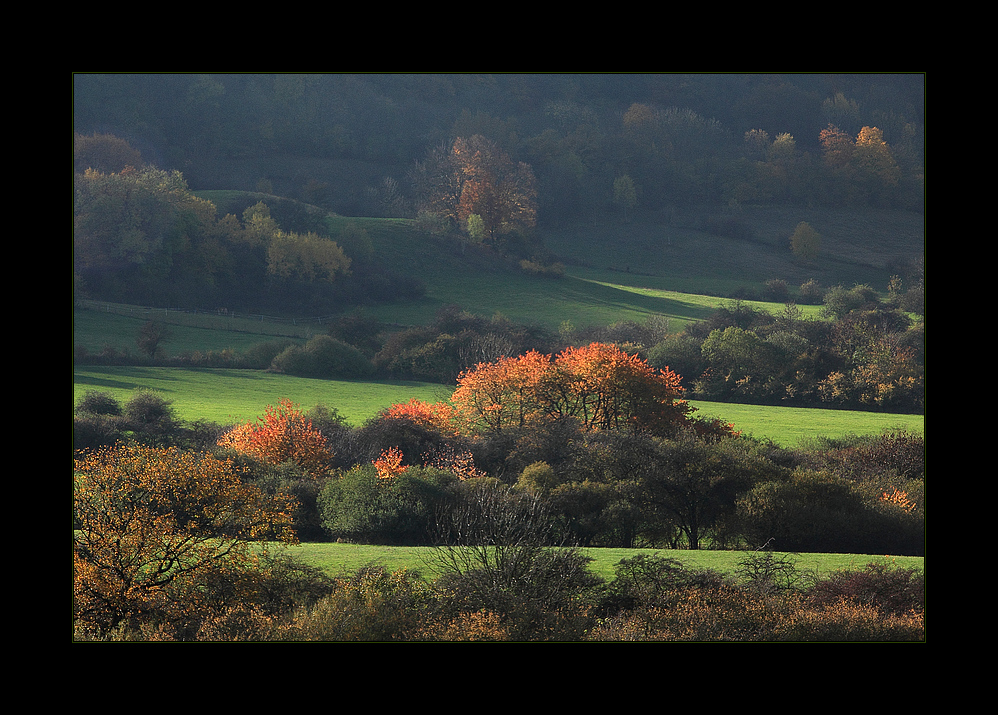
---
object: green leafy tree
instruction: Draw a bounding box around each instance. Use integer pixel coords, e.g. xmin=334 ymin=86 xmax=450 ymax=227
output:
xmin=612 ymin=175 xmax=638 ymax=223
xmin=466 ymin=213 xmax=486 ymax=243
xmin=640 ymin=433 xmax=779 ymax=550
xmin=789 ymin=221 xmax=821 ymax=261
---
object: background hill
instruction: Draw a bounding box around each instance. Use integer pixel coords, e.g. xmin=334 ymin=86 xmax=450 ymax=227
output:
xmin=74 ymin=73 xmax=924 ymax=322
xmin=74 ymin=73 xmax=925 ymax=219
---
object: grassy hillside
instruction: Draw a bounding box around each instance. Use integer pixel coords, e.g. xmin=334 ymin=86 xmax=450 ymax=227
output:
xmin=320 ymin=206 xmax=921 ymax=331
xmin=196 ymin=191 xmax=923 ymax=327
xmin=542 ymin=205 xmax=924 ymax=297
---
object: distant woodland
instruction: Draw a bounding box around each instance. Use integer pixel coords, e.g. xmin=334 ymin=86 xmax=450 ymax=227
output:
xmin=73 ymin=74 xmax=924 ymax=305
xmin=74 ymin=73 xmax=924 ymax=221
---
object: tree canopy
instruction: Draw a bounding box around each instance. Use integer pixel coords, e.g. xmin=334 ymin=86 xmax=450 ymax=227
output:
xmin=450 ymin=342 xmax=698 ymax=437
xmin=73 ymin=443 xmax=298 ymax=637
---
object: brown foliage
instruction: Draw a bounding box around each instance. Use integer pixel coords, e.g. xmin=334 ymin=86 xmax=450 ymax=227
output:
xmin=73 ymin=444 xmax=298 ymax=638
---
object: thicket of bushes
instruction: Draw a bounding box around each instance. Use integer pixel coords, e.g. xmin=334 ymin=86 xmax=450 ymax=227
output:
xmin=74 ymin=383 xmax=924 ymax=641
xmin=75 ymin=550 xmax=924 ymax=642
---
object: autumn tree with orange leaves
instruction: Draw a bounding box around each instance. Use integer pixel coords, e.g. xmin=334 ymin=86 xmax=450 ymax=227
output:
xmin=217 ymin=399 xmax=332 ymax=476
xmin=413 ymin=135 xmax=537 ymax=248
xmin=73 ymin=444 xmax=298 ymax=638
xmin=379 ymin=398 xmax=461 ymax=437
xmin=451 ymin=343 xmax=693 ymax=437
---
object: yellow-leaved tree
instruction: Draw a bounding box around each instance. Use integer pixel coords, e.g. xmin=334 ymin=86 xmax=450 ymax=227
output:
xmin=267 ymin=230 xmax=351 ymax=283
xmin=790 ymin=221 xmax=821 ymax=261
xmin=73 ymin=444 xmax=298 ymax=638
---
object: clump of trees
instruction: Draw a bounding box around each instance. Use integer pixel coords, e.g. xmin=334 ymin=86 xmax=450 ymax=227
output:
xmin=75 ymin=75 xmax=925 ymax=221
xmin=73 ymin=157 xmax=351 ymax=312
xmin=73 ymin=443 xmax=300 ymax=638
xmin=76 ymin=340 xmax=924 ymax=557
xmin=74 ymin=133 xmax=423 ymax=314
xmin=647 ymin=287 xmax=923 ymax=413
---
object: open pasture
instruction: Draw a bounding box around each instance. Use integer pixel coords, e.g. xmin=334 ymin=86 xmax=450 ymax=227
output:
xmin=290 ymin=542 xmax=924 ymax=584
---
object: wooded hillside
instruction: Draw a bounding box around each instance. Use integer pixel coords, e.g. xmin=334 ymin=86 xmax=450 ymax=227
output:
xmin=74 ymin=73 xmax=924 ymax=222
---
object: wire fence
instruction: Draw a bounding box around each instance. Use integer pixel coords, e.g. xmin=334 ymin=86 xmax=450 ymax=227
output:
xmin=76 ymin=299 xmax=344 ymax=326
xmin=73 ymin=299 xmax=351 ymax=342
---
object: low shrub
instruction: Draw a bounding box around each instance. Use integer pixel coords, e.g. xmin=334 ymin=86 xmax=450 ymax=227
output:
xmin=279 ymin=565 xmax=442 ymax=642
xmin=76 ymin=390 xmax=123 ymax=416
xmin=434 ymin=547 xmax=604 ymax=642
xmin=806 ymin=561 xmax=924 ymax=617
xmin=271 ymin=334 xmax=374 ymax=379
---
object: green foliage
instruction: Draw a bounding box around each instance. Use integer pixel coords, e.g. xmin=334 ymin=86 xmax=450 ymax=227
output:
xmin=733 ymin=468 xmax=924 ymax=556
xmin=821 ymin=283 xmax=881 ymax=319
xmin=271 ymin=334 xmax=374 ymax=379
xmin=516 ymin=461 xmax=561 ymax=497
xmin=637 ymin=431 xmax=787 ymax=550
xmin=789 ymin=221 xmax=821 ymax=260
xmin=318 ymin=465 xmax=454 ymax=545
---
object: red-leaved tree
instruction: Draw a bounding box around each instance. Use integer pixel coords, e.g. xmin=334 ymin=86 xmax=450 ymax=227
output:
xmin=452 ymin=343 xmax=694 ymax=436
xmin=218 ymin=399 xmax=332 ymax=476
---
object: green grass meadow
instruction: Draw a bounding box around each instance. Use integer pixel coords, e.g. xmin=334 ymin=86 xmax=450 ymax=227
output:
xmin=288 ymin=542 xmax=923 ymax=583
xmin=73 ymin=366 xmax=452 ymax=428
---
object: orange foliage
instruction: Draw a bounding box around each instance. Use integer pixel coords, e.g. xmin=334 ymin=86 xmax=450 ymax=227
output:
xmin=451 ymin=349 xmax=552 ymax=433
xmin=73 ymin=444 xmax=298 ymax=637
xmin=452 ymin=343 xmax=692 ymax=436
xmin=423 ymin=445 xmax=486 ymax=481
xmin=880 ymin=488 xmax=917 ymax=513
xmin=218 ymin=399 xmax=332 ymax=476
xmin=373 ymin=447 xmax=408 ymax=480
xmin=380 ymin=398 xmax=460 ymax=437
